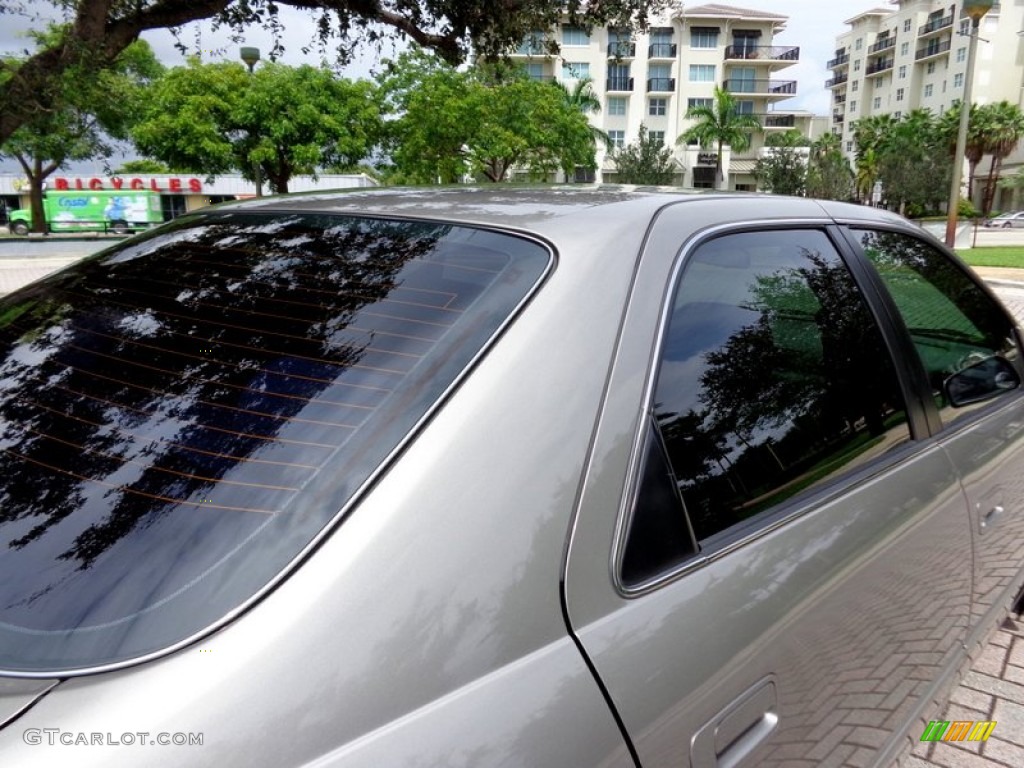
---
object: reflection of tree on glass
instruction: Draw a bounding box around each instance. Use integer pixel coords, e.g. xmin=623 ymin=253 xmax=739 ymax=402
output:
xmin=856 ymin=229 xmax=1021 ymax=423
xmin=654 ymin=230 xmax=910 ymax=543
xmin=0 ymin=212 xmax=549 ymax=672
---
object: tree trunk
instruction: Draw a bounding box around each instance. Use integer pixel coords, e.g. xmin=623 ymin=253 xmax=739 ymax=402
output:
xmin=981 ymin=154 xmax=1002 ymax=217
xmin=716 ymin=140 xmax=727 ymax=190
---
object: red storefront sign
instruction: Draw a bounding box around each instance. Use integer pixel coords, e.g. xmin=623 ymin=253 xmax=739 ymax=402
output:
xmin=52 ymin=177 xmax=203 ymax=193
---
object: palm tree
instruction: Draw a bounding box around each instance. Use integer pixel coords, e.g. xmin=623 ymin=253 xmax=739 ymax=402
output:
xmin=555 ymin=77 xmax=611 ymax=151
xmin=937 ymin=103 xmax=990 ymax=201
xmin=677 ymin=86 xmax=761 ymax=190
xmin=854 ymin=148 xmax=879 ymax=205
xmin=981 ymin=101 xmax=1024 ymax=215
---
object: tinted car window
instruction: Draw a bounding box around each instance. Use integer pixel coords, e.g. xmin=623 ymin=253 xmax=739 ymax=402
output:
xmin=0 ymin=212 xmax=549 ymax=673
xmin=647 ymin=230 xmax=910 ymax=549
xmin=856 ymin=230 xmax=1021 ymax=423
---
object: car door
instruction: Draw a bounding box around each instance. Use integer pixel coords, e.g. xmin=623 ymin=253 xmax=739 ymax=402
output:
xmin=847 ymin=227 xmax=1024 ymax=643
xmin=564 ymin=213 xmax=973 ymax=768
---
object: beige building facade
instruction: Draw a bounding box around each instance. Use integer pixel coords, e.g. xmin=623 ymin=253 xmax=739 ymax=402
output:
xmin=511 ymin=3 xmax=826 ymax=189
xmin=828 ymin=1 xmax=1024 ymax=207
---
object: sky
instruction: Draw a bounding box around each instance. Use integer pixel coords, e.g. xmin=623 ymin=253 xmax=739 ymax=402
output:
xmin=0 ymin=0 xmax=880 ymax=172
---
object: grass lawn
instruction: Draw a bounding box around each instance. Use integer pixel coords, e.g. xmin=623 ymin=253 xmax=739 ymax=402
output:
xmin=955 ymin=246 xmax=1024 ymax=268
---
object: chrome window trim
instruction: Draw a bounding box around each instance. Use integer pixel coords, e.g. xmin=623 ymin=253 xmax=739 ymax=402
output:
xmin=0 ymin=214 xmax=556 ymax=679
xmin=610 ymin=218 xmax=919 ymax=598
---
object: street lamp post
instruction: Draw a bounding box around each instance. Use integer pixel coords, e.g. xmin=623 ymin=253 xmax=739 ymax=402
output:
xmin=239 ymin=46 xmax=262 ymax=198
xmin=945 ymin=1 xmax=995 ymax=248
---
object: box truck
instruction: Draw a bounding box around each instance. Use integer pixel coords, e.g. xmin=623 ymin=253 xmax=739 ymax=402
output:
xmin=7 ymin=190 xmax=163 ymax=235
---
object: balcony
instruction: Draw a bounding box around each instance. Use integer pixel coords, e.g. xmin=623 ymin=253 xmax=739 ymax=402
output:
xmin=761 ymin=114 xmax=796 ymax=128
xmin=607 ymin=42 xmax=636 ymax=58
xmin=919 ymin=14 xmax=953 ymax=37
xmin=827 ymin=53 xmax=850 ymax=69
xmin=867 ymin=37 xmax=896 ymax=55
xmin=606 ymin=77 xmax=634 ymax=92
xmin=916 ymin=39 xmax=951 ymax=61
xmin=722 ymin=79 xmax=796 ymax=96
xmin=512 ymin=39 xmax=550 ymax=56
xmin=648 ymin=42 xmax=677 ymax=59
xmin=833 ymin=112 xmax=845 ymax=124
xmin=834 ymin=93 xmax=847 ymax=105
xmin=865 ymin=57 xmax=894 ymax=75
xmin=825 ymin=73 xmax=849 ymax=88
xmin=647 ymin=77 xmax=675 ymax=92
xmin=723 ymin=45 xmax=800 ymax=63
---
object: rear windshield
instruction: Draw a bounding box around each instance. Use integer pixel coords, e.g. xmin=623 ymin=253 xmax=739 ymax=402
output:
xmin=0 ymin=211 xmax=549 ymax=674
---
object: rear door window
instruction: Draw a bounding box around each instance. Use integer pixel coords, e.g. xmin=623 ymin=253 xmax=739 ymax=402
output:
xmin=623 ymin=229 xmax=910 ymax=581
xmin=0 ymin=212 xmax=549 ymax=673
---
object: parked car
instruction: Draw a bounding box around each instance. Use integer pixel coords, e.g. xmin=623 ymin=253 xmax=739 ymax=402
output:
xmin=985 ymin=210 xmax=1024 ymax=227
xmin=2 ymin=187 xmax=1024 ymax=768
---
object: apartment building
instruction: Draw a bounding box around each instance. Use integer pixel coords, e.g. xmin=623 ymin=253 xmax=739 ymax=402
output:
xmin=828 ymin=1 xmax=1024 ymax=161
xmin=510 ymin=3 xmax=822 ymax=188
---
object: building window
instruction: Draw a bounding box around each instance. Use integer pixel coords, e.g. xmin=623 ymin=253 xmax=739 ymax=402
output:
xmin=690 ymin=27 xmax=719 ymax=49
xmin=847 ymin=140 xmax=853 ymax=151
xmin=874 ymin=76 xmax=883 ymax=87
xmin=608 ymin=130 xmax=626 ymax=149
xmin=956 ymin=47 xmax=966 ymax=63
xmin=649 ymin=130 xmax=666 ymax=145
xmin=689 ymin=64 xmax=715 ymax=82
xmin=894 ymin=110 xmax=902 ymax=119
xmin=873 ymin=96 xmax=882 ymax=109
xmin=896 ymin=88 xmax=904 ymax=101
xmin=734 ymin=99 xmax=755 ymax=115
xmin=608 ymin=96 xmax=627 ymax=116
xmin=522 ymin=62 xmax=545 ymax=80
xmin=562 ymin=25 xmax=589 ymax=46
xmin=954 ymin=73 xmax=964 ymax=88
xmin=561 ymin=62 xmax=590 ymax=80
xmin=960 ymin=19 xmax=970 ymax=34
xmin=898 ymin=65 xmax=906 ymax=79
xmin=854 ymin=60 xmax=861 ymax=71
xmin=855 ymin=37 xmax=863 ymax=51
xmin=901 ymin=42 xmax=910 ymax=56
xmin=927 ymin=62 xmax=936 ymax=74
xmin=687 ymin=97 xmax=713 ymax=110
xmin=852 ymin=80 xmax=859 ymax=92
xmin=649 ymin=97 xmax=667 ymax=116
xmin=924 ymin=84 xmax=934 ymax=98
xmin=903 ymin=19 xmax=912 ymax=32
xmin=943 ymin=80 xmax=947 ymax=92
xmin=850 ymin=100 xmax=857 ymax=111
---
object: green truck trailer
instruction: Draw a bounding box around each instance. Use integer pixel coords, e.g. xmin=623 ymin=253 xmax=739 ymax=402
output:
xmin=8 ymin=190 xmax=164 ymax=235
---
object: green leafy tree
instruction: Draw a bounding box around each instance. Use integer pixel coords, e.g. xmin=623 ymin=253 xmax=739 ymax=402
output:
xmin=612 ymin=124 xmax=677 ymax=185
xmin=0 ymin=0 xmax=669 ymax=146
xmin=114 ymin=159 xmax=171 ymax=174
xmin=806 ymin=133 xmax=854 ymax=202
xmin=378 ymin=53 xmax=596 ymax=184
xmin=678 ymin=86 xmax=761 ymax=189
xmin=874 ymin=110 xmax=948 ymax=216
xmin=0 ymin=33 xmax=162 ymax=232
xmin=753 ymin=130 xmax=808 ymax=196
xmin=133 ymin=60 xmax=381 ymax=193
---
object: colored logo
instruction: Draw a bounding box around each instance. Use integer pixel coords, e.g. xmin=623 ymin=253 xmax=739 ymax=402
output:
xmin=920 ymin=720 xmax=996 ymax=742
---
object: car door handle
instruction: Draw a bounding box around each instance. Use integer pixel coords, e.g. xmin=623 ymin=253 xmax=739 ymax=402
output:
xmin=979 ymin=505 xmax=1005 ymax=534
xmin=691 ymin=677 xmax=778 ymax=768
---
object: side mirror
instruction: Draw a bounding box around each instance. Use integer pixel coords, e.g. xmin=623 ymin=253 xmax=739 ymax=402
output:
xmin=944 ymin=355 xmax=1020 ymax=408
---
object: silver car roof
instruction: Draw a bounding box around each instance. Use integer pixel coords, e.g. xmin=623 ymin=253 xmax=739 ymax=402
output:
xmin=204 ymin=186 xmax=914 ymax=236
